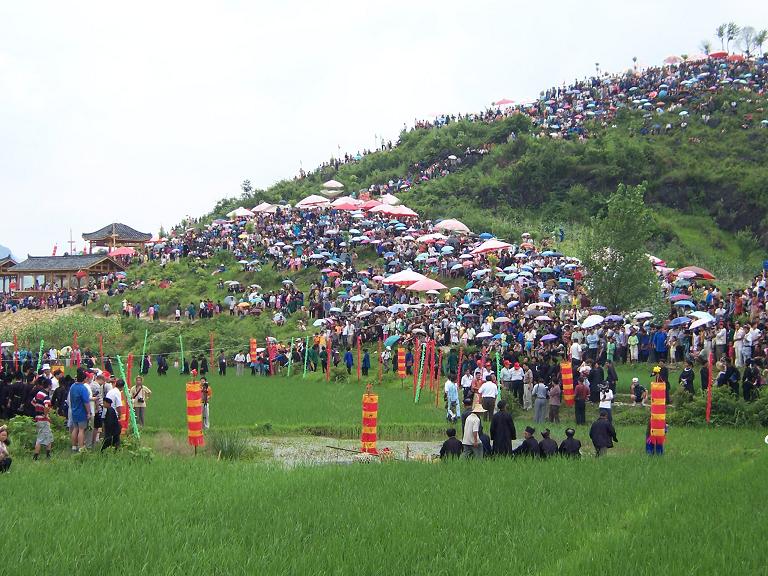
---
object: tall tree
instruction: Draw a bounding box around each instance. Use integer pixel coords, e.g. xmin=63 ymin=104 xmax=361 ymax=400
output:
xmin=716 ymin=24 xmax=726 ymax=50
xmin=700 ymin=40 xmax=712 ymax=55
xmin=739 ymin=26 xmax=756 ymax=55
xmin=577 ymin=183 xmax=661 ymax=314
xmin=756 ymin=29 xmax=768 ymax=55
xmin=726 ymin=22 xmax=741 ymax=52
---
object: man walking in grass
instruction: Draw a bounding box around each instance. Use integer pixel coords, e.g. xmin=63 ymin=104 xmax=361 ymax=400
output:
xmin=589 ymin=410 xmax=618 ymax=457
xmin=461 ymin=404 xmax=485 ymax=458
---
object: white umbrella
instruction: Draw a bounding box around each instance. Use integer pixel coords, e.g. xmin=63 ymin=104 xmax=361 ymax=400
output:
xmin=0 ymin=342 xmax=13 ymax=347
xmin=476 ymin=332 xmax=493 ymax=339
xmin=349 ymin=295 xmax=365 ymax=302
xmin=581 ymin=314 xmax=605 ymax=329
xmin=690 ymin=317 xmax=714 ymax=330
xmin=634 ymin=312 xmax=653 ymax=320
xmin=535 ymin=315 xmax=553 ymax=322
xmin=373 ymin=306 xmax=388 ymax=313
xmin=493 ymin=316 xmax=512 ymax=323
xmin=357 ymin=311 xmax=372 ymax=318
xmin=688 ymin=311 xmax=715 ymax=321
xmin=312 ymin=319 xmax=327 ymax=327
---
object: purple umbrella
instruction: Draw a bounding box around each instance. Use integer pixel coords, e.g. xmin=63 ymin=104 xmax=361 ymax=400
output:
xmin=541 ymin=334 xmax=558 ymax=342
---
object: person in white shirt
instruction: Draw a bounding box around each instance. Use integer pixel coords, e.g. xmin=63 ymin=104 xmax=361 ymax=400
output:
xmin=461 ymin=405 xmax=485 ymax=458
xmin=477 ymin=375 xmax=498 ymax=421
xmin=599 ymin=385 xmax=614 ymax=422
xmin=234 ymin=351 xmax=246 ymax=376
xmin=714 ymin=325 xmax=727 ymax=361
xmin=733 ymin=323 xmax=745 ymax=368
xmin=460 ymin=368 xmax=474 ymax=401
xmin=532 ymin=381 xmax=548 ymax=423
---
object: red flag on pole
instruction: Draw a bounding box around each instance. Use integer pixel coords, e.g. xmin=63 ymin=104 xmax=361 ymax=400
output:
xmin=326 ymin=335 xmax=331 ymax=382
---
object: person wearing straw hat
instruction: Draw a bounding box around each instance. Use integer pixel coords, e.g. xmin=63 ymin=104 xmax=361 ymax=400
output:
xmin=461 ymin=404 xmax=485 ymax=458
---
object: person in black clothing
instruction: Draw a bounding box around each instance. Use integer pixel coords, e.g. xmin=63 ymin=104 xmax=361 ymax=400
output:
xmin=539 ymin=429 xmax=558 ymax=458
xmin=679 ymin=360 xmax=695 ymax=395
xmin=439 ymin=428 xmax=462 ymax=459
xmin=588 ymin=361 xmax=604 ymax=403
xmin=558 ymin=428 xmax=582 ymax=457
xmin=101 ymin=397 xmax=121 ymax=451
xmin=511 ymin=426 xmax=539 ymax=457
xmin=589 ymin=410 xmax=618 ymax=457
xmin=742 ymin=359 xmax=759 ymax=401
xmin=723 ymin=357 xmax=740 ymax=396
xmin=190 ymin=357 xmax=199 ymax=374
xmin=605 ymin=360 xmax=618 ymax=394
xmin=217 ymin=351 xmax=227 ymax=376
xmin=490 ymin=400 xmax=516 ymax=456
xmin=699 ymin=358 xmax=710 ymax=394
xmin=200 ymin=356 xmax=209 ymax=375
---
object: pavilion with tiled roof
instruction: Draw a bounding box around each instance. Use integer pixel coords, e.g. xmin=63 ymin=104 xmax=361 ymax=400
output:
xmin=82 ymin=223 xmax=152 ymax=251
xmin=0 ymin=256 xmax=17 ymax=293
xmin=8 ymin=254 xmax=125 ymax=295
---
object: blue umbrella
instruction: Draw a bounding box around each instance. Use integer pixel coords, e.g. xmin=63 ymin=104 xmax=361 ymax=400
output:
xmin=669 ymin=316 xmax=691 ymax=327
xmin=558 ymin=278 xmax=572 ymax=284
xmin=384 ymin=335 xmax=401 ymax=347
xmin=479 ymin=232 xmax=494 ymax=240
xmin=674 ymin=300 xmax=695 ymax=308
xmin=465 ymin=281 xmax=474 ymax=289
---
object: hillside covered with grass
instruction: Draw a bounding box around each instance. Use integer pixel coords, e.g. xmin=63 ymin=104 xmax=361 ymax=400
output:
xmin=205 ymin=89 xmax=767 ymax=279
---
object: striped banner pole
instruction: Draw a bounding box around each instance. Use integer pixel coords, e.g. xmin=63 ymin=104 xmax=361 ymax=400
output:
xmin=303 ymin=336 xmax=310 ymax=378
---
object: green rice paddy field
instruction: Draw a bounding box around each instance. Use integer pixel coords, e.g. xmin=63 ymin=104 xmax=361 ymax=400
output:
xmin=2 ymin=367 xmax=767 ymax=575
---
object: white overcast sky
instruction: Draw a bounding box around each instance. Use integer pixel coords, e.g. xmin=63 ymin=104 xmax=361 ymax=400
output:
xmin=0 ymin=0 xmax=763 ymax=257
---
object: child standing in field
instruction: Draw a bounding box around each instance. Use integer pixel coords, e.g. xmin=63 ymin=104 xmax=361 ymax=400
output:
xmin=201 ymin=378 xmax=213 ymax=429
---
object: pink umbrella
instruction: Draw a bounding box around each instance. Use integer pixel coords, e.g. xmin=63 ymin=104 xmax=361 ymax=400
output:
xmin=109 ymin=246 xmax=136 ymax=256
xmin=434 ymin=219 xmax=470 ymax=233
xmin=406 ymin=278 xmax=448 ymax=292
xmin=470 ymin=239 xmax=513 ymax=255
xmin=382 ymin=269 xmax=427 ymax=286
xmin=494 ymin=98 xmax=515 ymax=106
xmin=361 ymin=199 xmax=382 ymax=210
xmin=663 ymin=55 xmax=682 ymax=65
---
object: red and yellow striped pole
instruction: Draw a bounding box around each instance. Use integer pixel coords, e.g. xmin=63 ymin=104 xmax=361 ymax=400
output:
xmin=186 ymin=376 xmax=205 ymax=448
xmin=649 ymin=376 xmax=666 ymax=446
xmin=560 ymin=361 xmax=575 ymax=406
xmin=361 ymin=387 xmax=378 ymax=454
xmin=397 ymin=347 xmax=406 ymax=385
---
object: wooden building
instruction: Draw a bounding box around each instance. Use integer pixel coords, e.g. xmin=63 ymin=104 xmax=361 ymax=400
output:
xmin=82 ymin=223 xmax=152 ymax=251
xmin=8 ymin=254 xmax=125 ymax=296
xmin=0 ymin=257 xmax=17 ymax=293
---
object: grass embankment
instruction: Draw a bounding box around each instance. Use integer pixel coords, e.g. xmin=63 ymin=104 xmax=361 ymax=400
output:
xmin=2 ymin=433 xmax=766 ymax=575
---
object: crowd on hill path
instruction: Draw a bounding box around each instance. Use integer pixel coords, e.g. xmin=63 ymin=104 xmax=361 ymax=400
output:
xmin=292 ymin=53 xmax=768 ymax=185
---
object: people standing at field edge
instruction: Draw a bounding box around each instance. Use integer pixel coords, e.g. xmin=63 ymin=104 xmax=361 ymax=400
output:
xmin=130 ymin=376 xmax=152 ymax=427
xmin=32 ymin=378 xmax=53 ymax=461
xmin=201 ymin=377 xmax=213 ymax=429
xmin=217 ymin=351 xmax=227 ymax=376
xmin=0 ymin=425 xmax=11 ymax=472
xmin=101 ymin=397 xmax=121 ymax=451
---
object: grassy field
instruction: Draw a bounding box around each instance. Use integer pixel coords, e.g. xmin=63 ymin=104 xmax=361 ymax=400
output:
xmin=113 ymin=362 xmax=687 ymax=438
xmin=2 ymin=361 xmax=767 ymax=575
xmin=1 ymin=433 xmax=766 ymax=576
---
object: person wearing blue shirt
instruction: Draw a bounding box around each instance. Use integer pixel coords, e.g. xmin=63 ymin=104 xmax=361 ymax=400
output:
xmin=68 ymin=369 xmax=92 ymax=452
xmin=653 ymin=329 xmax=668 ymax=363
xmin=361 ymin=350 xmax=371 ymax=376
xmin=344 ymin=348 xmax=354 ymax=375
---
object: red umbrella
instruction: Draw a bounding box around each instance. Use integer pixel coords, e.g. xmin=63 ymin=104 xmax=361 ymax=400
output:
xmin=672 ymin=266 xmax=716 ymax=280
xmin=727 ymin=54 xmax=745 ymax=62
xmin=75 ymin=270 xmax=88 ymax=279
xmin=708 ymin=51 xmax=728 ymax=59
xmin=494 ymin=98 xmax=515 ymax=106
